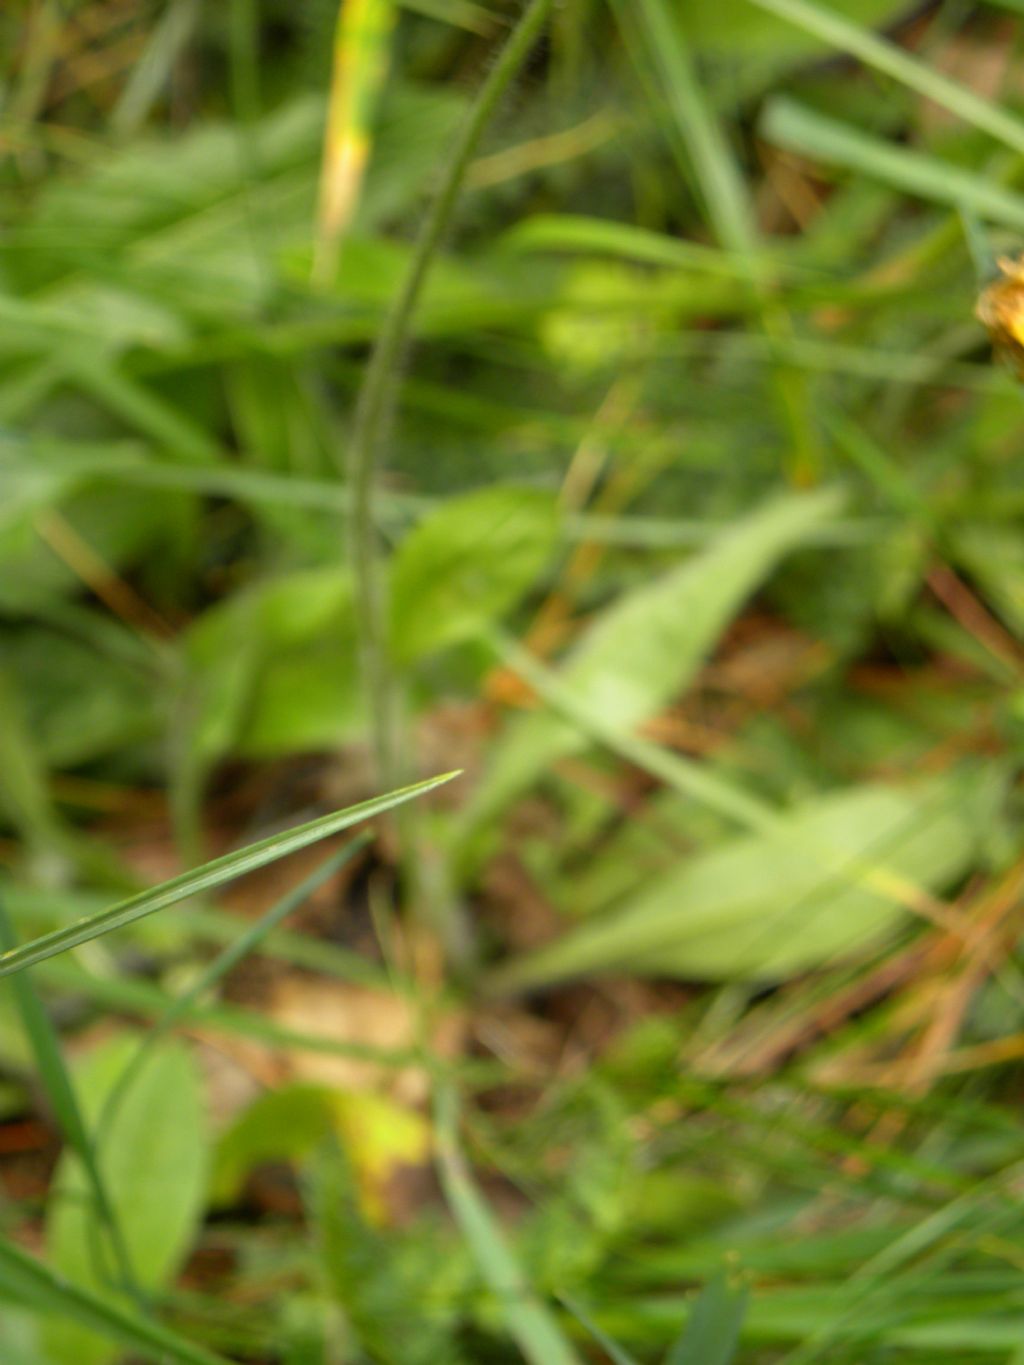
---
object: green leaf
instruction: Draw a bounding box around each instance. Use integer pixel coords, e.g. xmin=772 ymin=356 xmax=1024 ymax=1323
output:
xmin=760 ymin=99 xmax=1024 ymax=230
xmin=0 ymin=668 xmax=62 ymax=852
xmin=434 ymin=1083 xmax=582 ymax=1365
xmin=390 ymin=484 xmax=559 ymax=663
xmin=213 ymin=1083 xmax=340 ymax=1205
xmin=679 ymin=0 xmax=907 ymax=59
xmin=494 ymin=770 xmax=990 ymax=991
xmin=96 ymin=841 xmax=369 ymax=1146
xmin=460 ymin=491 xmax=839 ymax=852
xmin=747 ymin=0 xmax=1024 ymax=157
xmin=614 ymin=0 xmax=755 ymax=256
xmin=612 ymin=0 xmax=820 ymax=478
xmin=0 ymin=1236 xmax=229 ymax=1365
xmin=665 ymin=1272 xmax=748 ymax=1365
xmin=0 ymin=899 xmax=137 ymax=1302
xmin=44 ymin=1034 xmax=207 ymax=1365
xmin=953 ymin=525 xmax=1024 ymax=635
xmin=0 ymin=483 xmax=189 ymax=615
xmin=1 ymin=621 xmax=158 ymax=770
xmin=183 ymin=568 xmax=364 ymax=760
xmin=0 ymin=772 xmax=458 ymax=977
xmin=502 ymin=214 xmax=776 ymax=276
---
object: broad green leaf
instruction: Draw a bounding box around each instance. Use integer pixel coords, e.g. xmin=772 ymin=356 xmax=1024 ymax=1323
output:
xmin=494 ymin=771 xmax=990 ymax=991
xmin=213 ymin=1083 xmax=342 ymax=1205
xmin=0 ymin=1236 xmax=228 ymax=1365
xmin=183 ymin=567 xmax=364 ymax=760
xmin=0 ymin=772 xmax=458 ymax=976
xmin=45 ymin=1034 xmax=207 ymax=1365
xmin=556 ymin=785 xmax=735 ymax=918
xmin=215 ymin=1082 xmax=428 ymax=1220
xmin=21 ymin=86 xmax=464 ymax=299
xmin=390 ymin=484 xmax=559 ymax=663
xmin=188 ymin=569 xmax=355 ymax=658
xmin=0 ymin=1305 xmax=45 ymax=1365
xmin=243 ymin=641 xmax=367 ymax=754
xmin=461 ymin=491 xmax=840 ymax=849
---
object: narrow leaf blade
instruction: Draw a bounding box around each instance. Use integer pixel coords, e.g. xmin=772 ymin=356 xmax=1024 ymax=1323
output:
xmin=0 ymin=772 xmax=458 ymax=977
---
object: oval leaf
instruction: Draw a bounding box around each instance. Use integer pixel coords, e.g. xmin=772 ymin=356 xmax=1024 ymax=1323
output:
xmin=390 ymin=485 xmax=559 ymax=663
xmin=496 ymin=771 xmax=990 ymax=990
xmin=463 ymin=491 xmax=840 ymax=845
xmin=44 ymin=1034 xmax=207 ymax=1365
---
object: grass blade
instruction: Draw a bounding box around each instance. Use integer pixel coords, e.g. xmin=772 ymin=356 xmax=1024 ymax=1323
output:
xmin=111 ymin=0 xmax=200 ymax=137
xmin=346 ymin=0 xmax=554 ymax=790
xmin=747 ymin=0 xmax=1024 ymax=158
xmin=459 ymin=490 xmax=839 ymax=859
xmin=665 ymin=1273 xmax=748 ymax=1365
xmin=761 ymin=97 xmax=1024 ymax=229
xmin=0 ymin=898 xmax=139 ymax=1301
xmin=0 ymin=667 xmax=64 ymax=857
xmin=313 ymin=0 xmax=396 ymax=284
xmin=612 ymin=0 xmax=751 ymax=252
xmin=95 ymin=835 xmax=370 ymax=1139
xmin=485 ymin=627 xmax=777 ymax=833
xmin=434 ymin=1082 xmax=582 ymax=1365
xmin=0 ymin=1235 xmax=231 ymax=1365
xmin=0 ymin=772 xmax=458 ymax=978
xmin=483 ymin=629 xmax=985 ymax=994
xmin=502 ymin=213 xmax=787 ymax=275
xmin=7 ymin=884 xmax=392 ymax=989
xmin=398 ymin=0 xmax=494 ymax=31
xmin=35 ymin=955 xmax=484 ymax=1076
xmin=65 ymin=354 xmax=223 ymax=465
xmin=558 ymin=1293 xmax=641 ymax=1365
xmin=611 ymin=0 xmax=820 ymax=480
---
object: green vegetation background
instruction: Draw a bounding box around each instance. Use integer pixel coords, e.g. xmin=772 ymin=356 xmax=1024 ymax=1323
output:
xmin=2 ymin=1 xmax=1024 ymax=1361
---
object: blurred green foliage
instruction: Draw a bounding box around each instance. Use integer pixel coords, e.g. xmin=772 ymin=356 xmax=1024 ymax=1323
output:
xmin=2 ymin=1 xmax=1024 ymax=1362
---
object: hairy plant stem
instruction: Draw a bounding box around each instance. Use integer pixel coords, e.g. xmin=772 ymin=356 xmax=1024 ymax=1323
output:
xmin=345 ymin=0 xmax=555 ymax=795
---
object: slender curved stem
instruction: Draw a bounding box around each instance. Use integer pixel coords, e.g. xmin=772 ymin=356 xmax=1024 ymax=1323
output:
xmin=345 ymin=0 xmax=555 ymax=790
